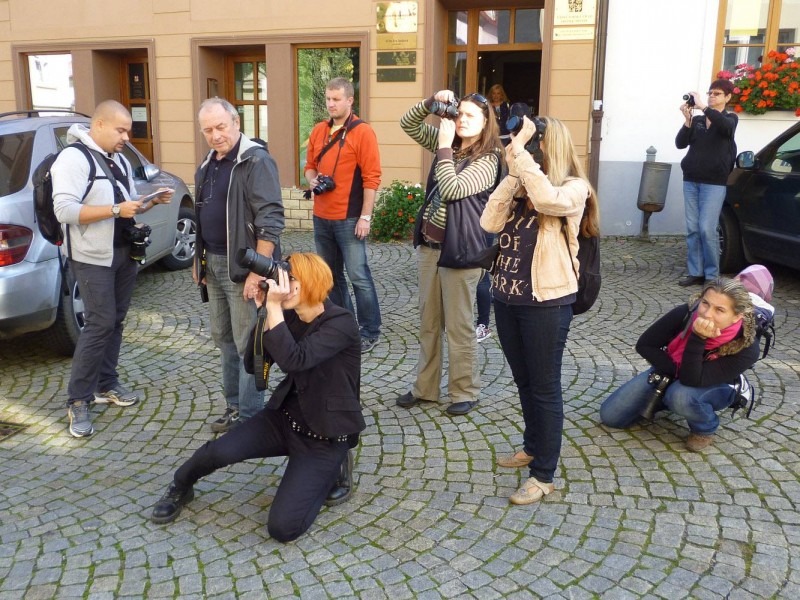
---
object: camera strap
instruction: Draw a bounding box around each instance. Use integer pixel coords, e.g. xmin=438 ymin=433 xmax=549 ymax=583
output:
xmin=315 ymin=114 xmax=364 ymax=178
xmin=253 ymin=304 xmax=273 ymax=392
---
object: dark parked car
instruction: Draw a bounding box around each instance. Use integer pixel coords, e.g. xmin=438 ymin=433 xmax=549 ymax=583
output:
xmin=720 ymin=120 xmax=800 ymax=273
xmin=0 ymin=110 xmax=197 ymax=355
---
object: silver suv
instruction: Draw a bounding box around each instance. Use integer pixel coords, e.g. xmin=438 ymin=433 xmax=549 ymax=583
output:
xmin=0 ymin=110 xmax=196 ymax=354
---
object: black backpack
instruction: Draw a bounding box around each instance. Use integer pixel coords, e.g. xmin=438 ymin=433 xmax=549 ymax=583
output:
xmin=561 ymin=216 xmax=601 ymax=315
xmin=32 ymin=142 xmax=120 ymax=246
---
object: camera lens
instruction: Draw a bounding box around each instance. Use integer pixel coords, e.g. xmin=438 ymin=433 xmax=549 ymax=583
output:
xmin=505 ymin=115 xmax=524 ymax=135
xmin=235 ymin=248 xmax=290 ymax=280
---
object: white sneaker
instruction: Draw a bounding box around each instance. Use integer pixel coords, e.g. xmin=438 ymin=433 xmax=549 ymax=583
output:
xmin=476 ymin=324 xmax=492 ymax=342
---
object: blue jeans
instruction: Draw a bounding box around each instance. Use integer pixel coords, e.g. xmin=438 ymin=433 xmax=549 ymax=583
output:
xmin=205 ymin=252 xmax=264 ymax=420
xmin=600 ymin=368 xmax=736 ymax=435
xmin=683 ymin=181 xmax=726 ymax=279
xmin=67 ymin=247 xmax=138 ymax=403
xmin=313 ymin=216 xmax=381 ymax=340
xmin=494 ymin=301 xmax=572 ymax=483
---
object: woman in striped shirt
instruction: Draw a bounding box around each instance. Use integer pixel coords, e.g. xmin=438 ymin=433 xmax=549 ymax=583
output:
xmin=396 ymin=90 xmax=503 ymax=417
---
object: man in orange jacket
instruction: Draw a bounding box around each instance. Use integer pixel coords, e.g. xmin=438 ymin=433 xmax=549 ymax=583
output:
xmin=304 ymin=77 xmax=383 ymax=353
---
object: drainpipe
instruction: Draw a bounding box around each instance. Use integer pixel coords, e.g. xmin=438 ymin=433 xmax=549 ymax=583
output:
xmin=588 ymin=0 xmax=609 ymax=189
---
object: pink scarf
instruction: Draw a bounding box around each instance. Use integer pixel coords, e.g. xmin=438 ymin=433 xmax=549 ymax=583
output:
xmin=666 ymin=312 xmax=742 ymax=371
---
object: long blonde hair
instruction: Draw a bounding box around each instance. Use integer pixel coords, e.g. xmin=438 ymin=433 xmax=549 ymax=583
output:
xmin=539 ymin=117 xmax=600 ymax=237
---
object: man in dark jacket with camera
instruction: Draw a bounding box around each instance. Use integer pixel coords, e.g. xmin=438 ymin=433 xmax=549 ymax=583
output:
xmin=194 ymin=97 xmax=284 ymax=432
xmin=304 ymin=77 xmax=382 ymax=353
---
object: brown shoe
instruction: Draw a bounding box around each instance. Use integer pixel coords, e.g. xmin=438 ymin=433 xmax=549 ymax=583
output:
xmin=686 ymin=433 xmax=715 ymax=452
xmin=497 ymin=450 xmax=534 ymax=468
xmin=509 ymin=477 xmax=554 ymax=505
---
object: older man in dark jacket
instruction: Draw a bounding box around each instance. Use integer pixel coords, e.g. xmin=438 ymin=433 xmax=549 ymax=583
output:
xmin=194 ymin=97 xmax=285 ymax=432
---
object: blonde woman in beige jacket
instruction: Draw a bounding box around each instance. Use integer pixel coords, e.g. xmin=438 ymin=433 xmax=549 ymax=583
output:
xmin=480 ymin=115 xmax=599 ymax=506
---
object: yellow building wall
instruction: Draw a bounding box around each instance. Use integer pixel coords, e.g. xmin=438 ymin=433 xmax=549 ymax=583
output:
xmin=1 ymin=1 xmax=597 ymax=225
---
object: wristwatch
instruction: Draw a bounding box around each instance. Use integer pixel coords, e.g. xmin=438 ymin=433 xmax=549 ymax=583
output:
xmin=111 ymin=204 xmax=121 ymax=218
xmin=360 ymin=214 xmax=372 ymax=222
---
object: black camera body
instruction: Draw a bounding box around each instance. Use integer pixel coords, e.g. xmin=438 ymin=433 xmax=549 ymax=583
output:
xmin=312 ymin=174 xmax=336 ymax=196
xmin=640 ymin=372 xmax=673 ymax=420
xmin=505 ymin=103 xmax=547 ymax=156
xmin=235 ymin=247 xmax=290 ymax=281
xmin=683 ymin=93 xmax=695 ymax=108
xmin=123 ymin=223 xmax=152 ymax=264
xmin=429 ymin=99 xmax=459 ymax=120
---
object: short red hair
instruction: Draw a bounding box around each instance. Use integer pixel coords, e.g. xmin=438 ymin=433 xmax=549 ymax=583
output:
xmin=287 ymin=253 xmax=333 ymax=305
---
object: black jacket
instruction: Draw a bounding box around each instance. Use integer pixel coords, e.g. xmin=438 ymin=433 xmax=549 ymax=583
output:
xmin=413 ymin=155 xmax=500 ymax=269
xmin=636 ymin=304 xmax=759 ymax=387
xmin=675 ymin=108 xmax=738 ymax=186
xmin=245 ymin=301 xmax=365 ymax=439
xmin=194 ymin=135 xmax=285 ymax=282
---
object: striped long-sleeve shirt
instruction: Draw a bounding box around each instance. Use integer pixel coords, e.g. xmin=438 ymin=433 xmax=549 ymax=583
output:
xmin=400 ymin=100 xmax=501 ymax=230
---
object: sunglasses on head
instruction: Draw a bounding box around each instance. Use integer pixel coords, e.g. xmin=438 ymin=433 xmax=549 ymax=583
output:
xmin=460 ymin=93 xmax=489 ymax=110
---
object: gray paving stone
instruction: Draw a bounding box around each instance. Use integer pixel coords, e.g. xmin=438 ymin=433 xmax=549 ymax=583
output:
xmin=1 ymin=232 xmax=799 ymax=598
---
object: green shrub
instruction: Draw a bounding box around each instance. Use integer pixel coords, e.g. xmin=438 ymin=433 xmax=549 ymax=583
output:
xmin=371 ymin=180 xmax=425 ymax=242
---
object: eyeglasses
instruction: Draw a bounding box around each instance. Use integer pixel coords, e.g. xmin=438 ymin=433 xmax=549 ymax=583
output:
xmin=707 ymin=91 xmax=726 ymax=96
xmin=460 ymin=93 xmax=489 ymax=110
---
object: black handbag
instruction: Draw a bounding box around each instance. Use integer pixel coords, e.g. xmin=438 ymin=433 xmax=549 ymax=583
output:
xmin=473 ymin=242 xmax=500 ymax=271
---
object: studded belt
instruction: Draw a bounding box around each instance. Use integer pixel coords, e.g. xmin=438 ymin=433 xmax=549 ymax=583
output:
xmin=282 ymin=409 xmax=348 ymax=443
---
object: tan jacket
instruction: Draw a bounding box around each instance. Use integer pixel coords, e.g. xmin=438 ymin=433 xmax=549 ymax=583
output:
xmin=480 ymin=151 xmax=589 ymax=302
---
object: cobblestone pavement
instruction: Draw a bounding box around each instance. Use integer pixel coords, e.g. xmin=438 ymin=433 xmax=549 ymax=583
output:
xmin=1 ymin=231 xmax=799 ymax=599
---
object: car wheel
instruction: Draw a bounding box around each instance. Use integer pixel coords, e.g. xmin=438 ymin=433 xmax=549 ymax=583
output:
xmin=45 ymin=267 xmax=84 ymax=356
xmin=718 ymin=207 xmax=745 ymax=273
xmin=160 ymin=206 xmax=197 ymax=271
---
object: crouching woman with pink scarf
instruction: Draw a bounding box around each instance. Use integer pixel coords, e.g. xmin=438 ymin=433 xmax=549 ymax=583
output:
xmin=599 ymin=278 xmax=759 ymax=452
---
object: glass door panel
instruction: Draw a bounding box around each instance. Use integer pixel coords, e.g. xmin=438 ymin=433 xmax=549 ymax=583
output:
xmin=296 ymin=46 xmax=360 ymax=186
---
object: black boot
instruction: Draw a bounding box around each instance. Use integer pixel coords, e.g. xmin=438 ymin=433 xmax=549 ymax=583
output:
xmin=151 ymin=483 xmax=194 ymax=524
xmin=325 ymin=449 xmax=354 ymax=507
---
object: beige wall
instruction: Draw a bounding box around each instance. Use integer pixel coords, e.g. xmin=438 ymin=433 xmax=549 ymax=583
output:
xmin=1 ymin=0 xmax=598 ymax=228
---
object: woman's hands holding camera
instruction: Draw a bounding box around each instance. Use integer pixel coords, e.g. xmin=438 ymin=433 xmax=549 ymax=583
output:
xmin=509 ymin=116 xmax=537 ymax=150
xmin=433 ymin=90 xmax=458 ymax=148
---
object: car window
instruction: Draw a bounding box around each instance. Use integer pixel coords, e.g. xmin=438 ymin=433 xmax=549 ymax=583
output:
xmin=120 ymin=144 xmax=145 ymax=180
xmin=54 ymin=126 xmax=70 ymax=150
xmin=0 ymin=131 xmax=36 ymax=197
xmin=768 ymin=130 xmax=800 ymax=174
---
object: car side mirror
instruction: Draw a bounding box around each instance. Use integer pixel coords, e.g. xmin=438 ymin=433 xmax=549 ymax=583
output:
xmin=143 ymin=163 xmax=161 ymax=182
xmin=737 ymin=151 xmax=755 ymax=169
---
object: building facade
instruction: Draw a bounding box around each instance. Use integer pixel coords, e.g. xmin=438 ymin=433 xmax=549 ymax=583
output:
xmin=1 ymin=0 xmax=797 ymax=233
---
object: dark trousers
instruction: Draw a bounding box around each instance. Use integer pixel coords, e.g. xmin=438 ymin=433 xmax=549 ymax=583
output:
xmin=174 ymin=407 xmax=349 ymax=543
xmin=67 ymin=247 xmax=138 ymax=404
xmin=494 ymin=301 xmax=572 ymax=483
xmin=476 ymin=233 xmax=495 ymax=327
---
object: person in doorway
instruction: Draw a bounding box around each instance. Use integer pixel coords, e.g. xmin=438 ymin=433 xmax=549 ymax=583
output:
xmin=53 ymin=100 xmax=174 ymax=438
xmin=151 ymin=253 xmax=364 ymax=542
xmin=195 ymin=97 xmax=285 ymax=432
xmin=396 ymin=89 xmax=503 ymax=416
xmin=675 ymin=78 xmax=738 ymax=286
xmin=304 ymin=77 xmax=383 ymax=353
xmin=488 ymin=84 xmax=512 ymax=147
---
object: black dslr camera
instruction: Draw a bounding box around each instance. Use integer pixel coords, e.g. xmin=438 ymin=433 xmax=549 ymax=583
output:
xmin=311 ymin=174 xmax=336 ymax=196
xmin=304 ymin=174 xmax=336 ymax=199
xmin=682 ymin=93 xmax=695 ymax=108
xmin=640 ymin=372 xmax=673 ymax=420
xmin=123 ymin=223 xmax=152 ymax=264
xmin=235 ymin=248 xmax=291 ymax=281
xmin=429 ymin=99 xmax=459 ymax=120
xmin=505 ymin=103 xmax=547 ymax=157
